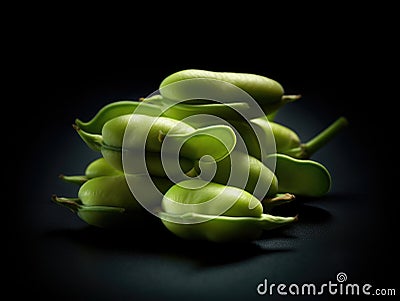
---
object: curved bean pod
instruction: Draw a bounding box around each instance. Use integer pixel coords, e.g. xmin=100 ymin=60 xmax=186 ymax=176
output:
xmin=159 ymin=69 xmax=300 ymax=114
xmin=75 ymin=114 xmax=236 ymax=172
xmin=52 ymin=174 xmax=173 ymax=228
xmin=162 ymin=179 xmax=263 ymax=217
xmin=60 ymin=157 xmax=123 ymax=185
xmin=160 ymin=212 xmax=297 ymax=243
xmin=160 ymin=101 xmax=251 ymax=121
xmin=99 ymin=149 xmax=195 ymax=177
xmin=160 ymin=179 xmax=297 ymax=242
xmin=75 ymin=100 xmax=163 ymax=134
xmin=195 ymin=151 xmax=278 ymax=200
xmin=279 ymin=117 xmax=348 ymax=159
xmin=231 ymin=116 xmax=348 ymax=160
xmin=265 ymin=154 xmax=331 ymax=197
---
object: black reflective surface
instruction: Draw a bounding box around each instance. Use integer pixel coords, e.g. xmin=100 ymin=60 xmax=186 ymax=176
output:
xmin=10 ymin=45 xmax=397 ymax=300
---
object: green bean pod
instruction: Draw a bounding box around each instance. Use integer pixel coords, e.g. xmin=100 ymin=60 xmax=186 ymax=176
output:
xmin=195 ymin=151 xmax=278 ymax=199
xmin=52 ymin=174 xmax=173 ymax=228
xmin=142 ymin=95 xmax=261 ymax=123
xmin=100 ymin=114 xmax=194 ymax=153
xmin=231 ymin=116 xmax=348 ymax=160
xmin=160 ymin=101 xmax=252 ymax=121
xmin=60 ymin=157 xmax=123 ymax=185
xmin=73 ymin=95 xmax=251 ymax=135
xmin=99 ymin=150 xmax=195 ymax=177
xmin=229 ymin=118 xmax=275 ymax=160
xmin=276 ymin=117 xmax=348 ymax=159
xmin=75 ymin=99 xmax=163 ymax=134
xmin=72 ymin=120 xmax=195 ymax=176
xmin=231 ymin=117 xmax=300 ymax=159
xmin=265 ymin=153 xmax=331 ymax=197
xmin=75 ymin=114 xmax=236 ymax=173
xmin=159 ymin=69 xmax=300 ymax=114
xmin=160 ymin=212 xmax=297 ymax=243
xmin=160 ymin=179 xmax=297 ymax=242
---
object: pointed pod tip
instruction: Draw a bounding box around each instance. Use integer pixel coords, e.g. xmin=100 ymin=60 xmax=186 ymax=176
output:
xmin=282 ymin=193 xmax=296 ymax=201
xmin=51 ymin=194 xmax=64 ymax=204
xmin=50 ymin=194 xmax=68 ymax=203
xmin=282 ymin=94 xmax=302 ymax=103
xmin=339 ymin=116 xmax=349 ymax=127
xmin=72 ymin=123 xmax=80 ymax=131
xmin=50 ymin=195 xmax=81 ymax=212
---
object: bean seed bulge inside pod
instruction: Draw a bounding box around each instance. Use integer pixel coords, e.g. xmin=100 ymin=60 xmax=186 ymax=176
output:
xmin=160 ymin=179 xmax=297 ymax=243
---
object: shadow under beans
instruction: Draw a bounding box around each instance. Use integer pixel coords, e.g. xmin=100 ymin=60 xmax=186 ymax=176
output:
xmin=269 ymin=202 xmax=332 ymax=225
xmin=43 ymin=197 xmax=337 ymax=267
xmin=44 ymin=220 xmax=295 ymax=267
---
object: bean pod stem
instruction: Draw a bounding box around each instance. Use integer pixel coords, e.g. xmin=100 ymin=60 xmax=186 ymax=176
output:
xmin=299 ymin=116 xmax=348 ymax=158
xmin=51 ymin=195 xmax=125 ymax=214
xmin=59 ymin=174 xmax=88 ymax=185
xmin=262 ymin=193 xmax=296 ymax=211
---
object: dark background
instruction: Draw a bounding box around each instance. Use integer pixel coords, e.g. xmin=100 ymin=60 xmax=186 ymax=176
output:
xmin=8 ymin=11 xmax=398 ymax=300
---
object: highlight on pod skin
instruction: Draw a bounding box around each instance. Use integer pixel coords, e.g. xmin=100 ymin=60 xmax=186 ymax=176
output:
xmin=122 ymin=78 xmax=277 ymax=223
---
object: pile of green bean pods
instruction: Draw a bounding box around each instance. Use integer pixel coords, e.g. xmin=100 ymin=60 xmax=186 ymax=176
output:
xmin=53 ymin=69 xmax=348 ymax=243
